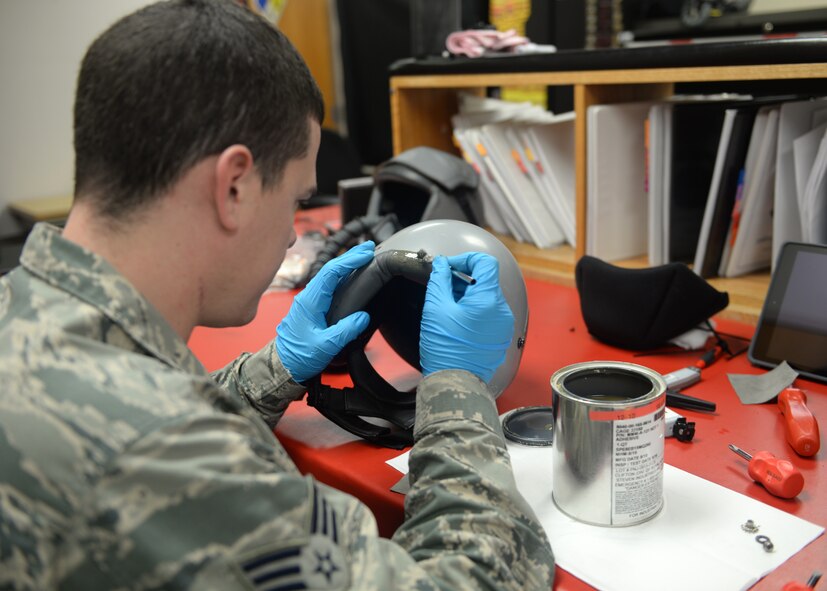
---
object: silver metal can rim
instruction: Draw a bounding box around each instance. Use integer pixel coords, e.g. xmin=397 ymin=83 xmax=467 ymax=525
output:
xmin=549 ymin=360 xmax=666 ymax=407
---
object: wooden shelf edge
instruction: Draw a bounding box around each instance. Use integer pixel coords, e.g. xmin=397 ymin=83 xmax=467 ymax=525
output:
xmin=391 ymin=63 xmax=827 ymax=90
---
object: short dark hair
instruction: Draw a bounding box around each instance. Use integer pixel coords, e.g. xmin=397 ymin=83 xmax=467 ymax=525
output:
xmin=73 ymin=0 xmax=324 ymax=218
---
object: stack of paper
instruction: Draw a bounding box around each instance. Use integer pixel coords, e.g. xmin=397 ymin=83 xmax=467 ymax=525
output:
xmin=699 ymin=96 xmax=827 ymax=278
xmin=504 ymin=443 xmax=824 ymax=591
xmin=525 ymin=120 xmax=577 ymax=246
xmin=452 ymin=92 xmax=827 ymax=272
xmin=451 ymin=94 xmax=575 ymax=249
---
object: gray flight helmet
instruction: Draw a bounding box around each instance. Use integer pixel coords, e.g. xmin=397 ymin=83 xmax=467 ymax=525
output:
xmin=373 ymin=219 xmax=528 ymax=397
xmin=306 ymin=220 xmax=529 ymax=448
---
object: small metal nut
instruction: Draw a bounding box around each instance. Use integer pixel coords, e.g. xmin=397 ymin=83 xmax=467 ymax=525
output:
xmin=741 ymin=519 xmax=759 ymax=533
xmin=755 ymin=535 xmax=774 ymax=552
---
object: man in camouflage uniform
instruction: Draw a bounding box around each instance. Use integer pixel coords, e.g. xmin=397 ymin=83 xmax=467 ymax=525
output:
xmin=0 ymin=1 xmax=553 ymax=589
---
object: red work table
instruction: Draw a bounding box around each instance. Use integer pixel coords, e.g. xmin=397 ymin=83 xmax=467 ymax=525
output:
xmin=189 ymin=275 xmax=826 ymax=591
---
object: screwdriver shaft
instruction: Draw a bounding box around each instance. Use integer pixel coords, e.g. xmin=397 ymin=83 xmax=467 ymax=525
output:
xmin=450 ymin=269 xmax=476 ymax=285
xmin=728 ymin=443 xmax=752 ymax=461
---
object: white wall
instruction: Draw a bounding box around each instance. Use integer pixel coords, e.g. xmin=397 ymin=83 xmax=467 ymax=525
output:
xmin=0 ymin=0 xmax=154 ymax=238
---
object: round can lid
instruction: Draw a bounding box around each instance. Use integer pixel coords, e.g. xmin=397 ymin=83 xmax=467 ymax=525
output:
xmin=502 ymin=406 xmax=554 ymax=446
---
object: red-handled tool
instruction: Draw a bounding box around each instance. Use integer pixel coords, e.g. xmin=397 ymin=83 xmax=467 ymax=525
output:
xmin=695 ymin=345 xmax=724 ymax=369
xmin=782 ymin=571 xmax=822 ymax=591
xmin=779 ymin=387 xmax=821 ymax=457
xmin=728 ymin=444 xmax=805 ymax=499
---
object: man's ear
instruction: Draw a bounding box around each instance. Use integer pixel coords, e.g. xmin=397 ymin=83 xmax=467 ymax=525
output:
xmin=213 ymin=145 xmax=256 ymax=232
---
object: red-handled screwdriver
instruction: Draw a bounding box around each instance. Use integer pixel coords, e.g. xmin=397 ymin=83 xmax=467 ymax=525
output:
xmin=728 ymin=444 xmax=805 ymax=499
xmin=779 ymin=387 xmax=821 ymax=457
xmin=782 ymin=571 xmax=822 ymax=591
xmin=695 ymin=345 xmax=724 ymax=369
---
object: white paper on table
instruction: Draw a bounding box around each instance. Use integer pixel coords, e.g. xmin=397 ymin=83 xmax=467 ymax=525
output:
xmin=386 ymin=444 xmax=824 ymax=591
xmin=515 ymin=444 xmax=822 ymax=591
xmin=275 ymin=401 xmax=363 ymax=448
xmin=386 ymin=450 xmax=411 ymax=474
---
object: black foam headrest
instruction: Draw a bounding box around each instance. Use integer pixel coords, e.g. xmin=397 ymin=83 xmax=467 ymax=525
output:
xmin=575 ymin=255 xmax=729 ymax=351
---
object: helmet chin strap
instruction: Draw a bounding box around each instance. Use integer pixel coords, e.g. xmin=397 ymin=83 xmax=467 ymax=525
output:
xmin=305 ymin=349 xmax=417 ymax=449
xmin=304 ymin=250 xmax=433 ymax=449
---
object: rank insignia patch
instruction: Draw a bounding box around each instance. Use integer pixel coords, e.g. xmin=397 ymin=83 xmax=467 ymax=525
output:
xmin=240 ymin=535 xmax=348 ymax=590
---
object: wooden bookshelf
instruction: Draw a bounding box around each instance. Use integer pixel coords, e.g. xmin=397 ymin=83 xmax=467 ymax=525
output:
xmin=389 ymin=56 xmax=827 ymax=325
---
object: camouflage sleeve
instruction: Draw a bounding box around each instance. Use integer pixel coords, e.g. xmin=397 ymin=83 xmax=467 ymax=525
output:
xmin=51 ymin=372 xmax=550 ymax=590
xmin=55 ymin=410 xmax=341 ymax=590
xmin=210 ymin=339 xmax=306 ymax=428
xmin=392 ymin=368 xmax=555 ymax=591
xmin=55 ymin=405 xmax=526 ymax=591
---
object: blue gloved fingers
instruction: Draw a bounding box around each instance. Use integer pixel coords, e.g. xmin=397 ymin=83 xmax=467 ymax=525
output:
xmin=421 ymin=252 xmax=514 ymax=383
xmin=443 ymin=252 xmax=476 ymax=274
xmin=338 ymin=240 xmax=376 ymax=267
xmin=443 ymin=253 xmax=502 ymax=307
xmin=444 ymin=252 xmax=500 ymax=286
xmin=275 ymin=242 xmax=374 ymax=383
xmin=426 ymin=255 xmax=458 ymax=302
xmin=323 ymin=310 xmax=371 ymax=348
xmin=301 ymin=241 xmax=375 ymax=313
xmin=439 ymin=253 xmax=474 ymax=300
xmin=276 ymin=310 xmax=371 ymax=384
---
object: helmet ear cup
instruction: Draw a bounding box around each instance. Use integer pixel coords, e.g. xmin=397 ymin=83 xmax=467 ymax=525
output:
xmin=306 ymin=220 xmax=529 ymax=449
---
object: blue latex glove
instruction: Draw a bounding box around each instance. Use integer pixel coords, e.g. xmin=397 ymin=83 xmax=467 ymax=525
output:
xmin=420 ymin=253 xmax=514 ymax=383
xmin=276 ymin=241 xmax=375 ymax=383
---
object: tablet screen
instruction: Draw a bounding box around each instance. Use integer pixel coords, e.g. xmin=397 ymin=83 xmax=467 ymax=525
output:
xmin=749 ymin=242 xmax=827 ymax=383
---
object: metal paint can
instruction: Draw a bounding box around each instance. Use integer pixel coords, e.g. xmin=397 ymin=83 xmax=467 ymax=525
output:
xmin=550 ymin=361 xmax=666 ymax=527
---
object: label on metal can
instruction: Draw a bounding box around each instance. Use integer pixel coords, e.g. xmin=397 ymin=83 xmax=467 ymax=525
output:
xmin=611 ymin=405 xmax=665 ymax=525
xmin=551 ymin=361 xmax=666 ymax=527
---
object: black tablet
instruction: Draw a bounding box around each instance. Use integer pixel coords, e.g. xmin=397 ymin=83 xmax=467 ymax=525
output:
xmin=749 ymin=242 xmax=827 ymax=384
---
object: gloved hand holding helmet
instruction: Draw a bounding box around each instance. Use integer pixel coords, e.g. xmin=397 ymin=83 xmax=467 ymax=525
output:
xmin=420 ymin=253 xmax=514 ymax=384
xmin=276 ymin=241 xmax=375 ymax=383
xmin=305 ymin=220 xmax=529 ymax=448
